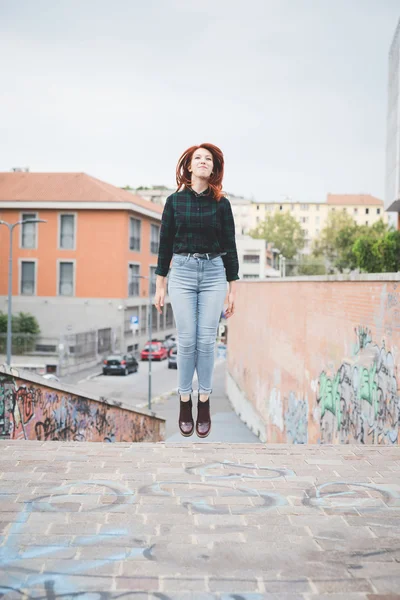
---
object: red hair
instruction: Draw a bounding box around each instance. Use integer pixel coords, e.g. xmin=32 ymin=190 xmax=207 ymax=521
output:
xmin=176 ymin=143 xmax=225 ymax=201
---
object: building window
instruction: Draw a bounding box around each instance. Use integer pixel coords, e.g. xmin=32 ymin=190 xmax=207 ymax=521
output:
xmin=243 ymin=254 xmax=260 ymax=263
xmin=316 ymin=205 xmax=319 ymax=211
xmin=256 ymin=205 xmax=260 ymax=210
xmin=316 ymin=229 xmax=320 ymax=235
xmin=354 ymin=208 xmax=358 ymax=214
xmin=20 ymin=261 xmax=35 ymax=295
xmin=128 ymin=264 xmax=140 ymax=296
xmin=59 ymin=214 xmax=75 ymax=249
xmin=150 ymin=224 xmax=160 ymax=254
xmin=366 ymin=221 xmax=369 ymax=226
xmin=129 ymin=217 xmax=141 ymax=251
xmin=149 ymin=266 xmax=157 ymax=295
xmin=59 ymin=262 xmax=74 ymax=296
xmin=279 ymin=205 xmax=283 ymax=211
xmin=365 ymin=208 xmax=369 ymax=214
xmin=243 ymin=274 xmax=259 ymax=279
xmin=316 ymin=216 xmax=320 ymax=224
xmin=343 ymin=207 xmax=347 ymax=212
xmin=300 ymin=216 xmax=309 ymax=224
xmin=377 ymin=208 xmax=381 ymax=215
xmin=256 ymin=216 xmax=260 ymax=223
xmin=21 ymin=213 xmax=37 ymax=248
xmin=331 ymin=207 xmax=335 ymax=211
xmin=291 ymin=204 xmax=295 ymax=210
xmin=300 ymin=204 xmax=309 ymax=210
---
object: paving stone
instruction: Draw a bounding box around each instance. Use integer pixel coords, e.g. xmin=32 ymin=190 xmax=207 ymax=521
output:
xmin=161 ymin=576 xmax=208 ymax=592
xmin=367 ymin=595 xmax=400 ymax=600
xmin=313 ymin=578 xmax=374 ymax=593
xmin=369 ymin=578 xmax=400 ymax=594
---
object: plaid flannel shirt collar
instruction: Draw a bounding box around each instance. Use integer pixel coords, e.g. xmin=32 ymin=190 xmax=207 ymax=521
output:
xmin=187 ymin=186 xmax=210 ymax=198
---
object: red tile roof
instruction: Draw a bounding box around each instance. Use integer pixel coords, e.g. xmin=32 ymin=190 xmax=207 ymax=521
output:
xmin=0 ymin=172 xmax=163 ymax=214
xmin=327 ymin=193 xmax=383 ymax=207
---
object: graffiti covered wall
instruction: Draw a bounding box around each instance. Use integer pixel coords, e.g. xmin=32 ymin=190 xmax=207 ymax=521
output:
xmin=227 ymin=275 xmax=400 ymax=445
xmin=0 ymin=366 xmax=164 ymax=442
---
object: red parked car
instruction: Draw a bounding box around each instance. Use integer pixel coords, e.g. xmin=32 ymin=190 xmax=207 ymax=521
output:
xmin=140 ymin=341 xmax=168 ymax=361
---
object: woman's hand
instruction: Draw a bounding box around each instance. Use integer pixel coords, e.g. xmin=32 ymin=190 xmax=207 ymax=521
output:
xmin=224 ymin=291 xmax=235 ymax=319
xmin=154 ymin=276 xmax=166 ymax=314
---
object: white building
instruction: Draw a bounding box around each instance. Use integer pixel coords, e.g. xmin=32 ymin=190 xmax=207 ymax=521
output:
xmin=133 ymin=187 xmax=175 ymax=206
xmin=227 ymin=193 xmax=253 ymax=236
xmin=236 ymin=236 xmax=280 ymax=279
xmin=385 ymin=18 xmax=400 ymax=227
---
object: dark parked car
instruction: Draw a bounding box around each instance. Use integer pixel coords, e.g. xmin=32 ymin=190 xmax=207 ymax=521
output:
xmin=168 ymin=346 xmax=178 ymax=369
xmin=103 ymin=354 xmax=139 ymax=376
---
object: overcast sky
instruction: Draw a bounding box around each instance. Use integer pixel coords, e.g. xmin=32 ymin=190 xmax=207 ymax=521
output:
xmin=0 ymin=0 xmax=399 ymax=203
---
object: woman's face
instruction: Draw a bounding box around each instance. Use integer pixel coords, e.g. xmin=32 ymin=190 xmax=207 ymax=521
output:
xmin=189 ymin=148 xmax=214 ymax=179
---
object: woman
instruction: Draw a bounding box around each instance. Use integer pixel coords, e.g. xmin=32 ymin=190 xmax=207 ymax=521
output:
xmin=154 ymin=143 xmax=239 ymax=437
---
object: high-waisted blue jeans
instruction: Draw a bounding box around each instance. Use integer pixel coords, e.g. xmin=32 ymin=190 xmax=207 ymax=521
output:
xmin=168 ymin=254 xmax=227 ymax=396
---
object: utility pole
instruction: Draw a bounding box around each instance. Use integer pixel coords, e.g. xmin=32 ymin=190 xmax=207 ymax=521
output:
xmin=131 ymin=273 xmax=154 ymax=411
xmin=0 ymin=218 xmax=46 ymax=365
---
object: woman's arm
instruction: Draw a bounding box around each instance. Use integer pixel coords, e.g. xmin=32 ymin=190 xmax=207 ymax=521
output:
xmin=154 ymin=196 xmax=175 ymax=313
xmin=155 ymin=196 xmax=175 ymax=278
xmin=220 ymin=198 xmax=239 ymax=283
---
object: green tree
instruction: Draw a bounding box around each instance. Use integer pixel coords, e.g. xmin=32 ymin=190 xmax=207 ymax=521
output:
xmin=312 ymin=211 xmax=359 ymax=271
xmin=14 ymin=312 xmax=40 ymax=335
xmin=297 ymin=255 xmax=326 ymax=276
xmin=353 ymin=230 xmax=400 ymax=273
xmin=0 ymin=311 xmax=40 ymax=354
xmin=250 ymin=211 xmax=306 ymax=259
xmin=0 ymin=312 xmax=7 ymax=333
xmin=313 ymin=214 xmax=393 ymax=273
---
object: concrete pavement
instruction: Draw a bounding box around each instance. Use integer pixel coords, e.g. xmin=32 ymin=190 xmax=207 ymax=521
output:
xmin=0 ymin=441 xmax=400 ymax=598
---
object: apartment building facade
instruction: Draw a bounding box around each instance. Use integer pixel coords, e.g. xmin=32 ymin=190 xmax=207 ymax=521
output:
xmin=0 ymin=172 xmax=175 ymax=366
xmin=227 ymin=193 xmax=253 ymax=237
xmin=385 ymin=17 xmax=400 ymax=227
xmin=133 ymin=186 xmax=175 ymax=207
xmin=235 ymin=236 xmax=281 ymax=279
xmin=238 ymin=193 xmax=388 ymax=254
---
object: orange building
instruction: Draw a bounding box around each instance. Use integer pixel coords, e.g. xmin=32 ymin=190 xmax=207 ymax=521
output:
xmin=0 ymin=172 xmax=175 ymax=364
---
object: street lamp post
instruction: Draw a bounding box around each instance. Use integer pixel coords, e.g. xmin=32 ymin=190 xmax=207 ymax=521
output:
xmin=130 ymin=273 xmax=154 ymax=411
xmin=0 ymin=219 xmax=46 ymax=366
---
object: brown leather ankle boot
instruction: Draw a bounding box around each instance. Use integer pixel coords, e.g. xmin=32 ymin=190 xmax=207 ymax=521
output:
xmin=179 ymin=396 xmax=194 ymax=437
xmin=196 ymin=394 xmax=211 ymax=438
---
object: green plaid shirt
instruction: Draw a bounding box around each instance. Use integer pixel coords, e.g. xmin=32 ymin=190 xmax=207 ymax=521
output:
xmin=155 ymin=187 xmax=239 ymax=281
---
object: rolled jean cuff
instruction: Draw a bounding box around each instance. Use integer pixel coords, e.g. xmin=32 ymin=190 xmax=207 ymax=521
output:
xmin=198 ymin=388 xmax=212 ymax=396
xmin=178 ymin=387 xmax=193 ymax=395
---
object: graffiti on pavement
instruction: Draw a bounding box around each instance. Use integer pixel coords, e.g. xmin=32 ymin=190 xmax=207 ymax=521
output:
xmin=304 ymin=481 xmax=400 ymax=513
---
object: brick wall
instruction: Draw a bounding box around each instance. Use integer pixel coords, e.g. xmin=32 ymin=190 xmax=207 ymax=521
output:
xmin=0 ymin=366 xmax=164 ymax=442
xmin=227 ymin=275 xmax=400 ymax=445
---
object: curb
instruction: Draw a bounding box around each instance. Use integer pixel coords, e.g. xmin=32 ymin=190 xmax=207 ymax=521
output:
xmin=77 ymin=370 xmax=103 ymax=384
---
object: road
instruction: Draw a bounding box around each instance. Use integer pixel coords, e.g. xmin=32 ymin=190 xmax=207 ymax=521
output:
xmin=62 ymin=357 xmax=203 ymax=410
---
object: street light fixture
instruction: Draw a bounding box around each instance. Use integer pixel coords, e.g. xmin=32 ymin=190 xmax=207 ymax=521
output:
xmin=0 ymin=218 xmax=47 ymax=365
